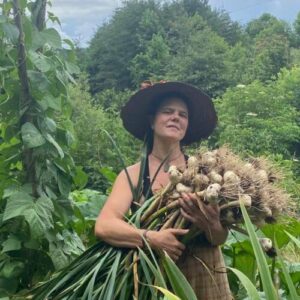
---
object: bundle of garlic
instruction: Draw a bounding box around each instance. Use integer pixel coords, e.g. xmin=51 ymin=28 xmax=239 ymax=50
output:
xmin=141 ymin=146 xmax=291 ymax=229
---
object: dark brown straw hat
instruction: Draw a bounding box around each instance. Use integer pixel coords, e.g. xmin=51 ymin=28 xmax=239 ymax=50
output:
xmin=120 ymin=81 xmax=217 ymax=145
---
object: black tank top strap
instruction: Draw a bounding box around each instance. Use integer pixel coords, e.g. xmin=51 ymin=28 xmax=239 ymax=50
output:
xmin=142 ymin=155 xmax=153 ymax=199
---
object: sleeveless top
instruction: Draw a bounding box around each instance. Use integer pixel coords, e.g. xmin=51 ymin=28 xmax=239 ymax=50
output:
xmin=142 ymin=154 xmax=189 ymax=199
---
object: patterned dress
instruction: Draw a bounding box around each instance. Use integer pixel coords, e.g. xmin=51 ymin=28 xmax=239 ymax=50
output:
xmin=177 ymin=241 xmax=233 ymax=300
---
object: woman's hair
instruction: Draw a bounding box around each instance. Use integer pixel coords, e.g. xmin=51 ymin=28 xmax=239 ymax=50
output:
xmin=145 ymin=92 xmax=190 ymax=154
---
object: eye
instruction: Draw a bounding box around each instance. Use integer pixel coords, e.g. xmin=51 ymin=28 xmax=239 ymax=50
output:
xmin=161 ymin=108 xmax=173 ymax=114
xmin=179 ymin=112 xmax=188 ymax=118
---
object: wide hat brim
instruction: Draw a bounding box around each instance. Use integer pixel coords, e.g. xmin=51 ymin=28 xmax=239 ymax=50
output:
xmin=120 ymin=82 xmax=217 ymax=145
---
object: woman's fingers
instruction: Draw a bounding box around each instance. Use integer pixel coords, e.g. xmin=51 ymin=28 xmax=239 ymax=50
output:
xmin=180 ymin=208 xmax=196 ymax=223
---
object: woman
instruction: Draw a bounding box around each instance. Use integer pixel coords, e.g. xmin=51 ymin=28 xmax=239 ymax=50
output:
xmin=95 ymin=81 xmax=232 ymax=299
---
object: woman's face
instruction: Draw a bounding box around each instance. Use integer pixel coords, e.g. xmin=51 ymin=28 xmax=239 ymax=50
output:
xmin=152 ymin=97 xmax=189 ymax=143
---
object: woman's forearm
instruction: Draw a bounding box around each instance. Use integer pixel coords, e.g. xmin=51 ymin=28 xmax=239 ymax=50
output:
xmin=95 ymin=218 xmax=145 ymax=248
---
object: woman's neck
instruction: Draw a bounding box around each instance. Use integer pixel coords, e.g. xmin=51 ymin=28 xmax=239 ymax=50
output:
xmin=151 ymin=137 xmax=182 ymax=161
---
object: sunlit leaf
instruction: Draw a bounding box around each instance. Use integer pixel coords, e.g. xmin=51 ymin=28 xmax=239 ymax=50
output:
xmin=241 ymin=201 xmax=277 ymax=300
xmin=228 ymin=267 xmax=260 ymax=300
xmin=21 ymin=122 xmax=45 ymax=148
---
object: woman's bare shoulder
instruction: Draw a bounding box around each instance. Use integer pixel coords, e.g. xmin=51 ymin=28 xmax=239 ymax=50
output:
xmin=118 ymin=162 xmax=142 ymax=186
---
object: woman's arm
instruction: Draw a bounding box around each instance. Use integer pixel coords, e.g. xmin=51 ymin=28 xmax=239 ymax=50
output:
xmin=95 ymin=167 xmax=188 ymax=260
xmin=95 ymin=168 xmax=145 ymax=248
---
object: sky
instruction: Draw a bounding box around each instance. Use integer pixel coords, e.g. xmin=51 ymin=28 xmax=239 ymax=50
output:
xmin=50 ymin=0 xmax=300 ymax=47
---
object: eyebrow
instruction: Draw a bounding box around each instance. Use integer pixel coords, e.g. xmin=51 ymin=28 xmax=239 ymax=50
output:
xmin=160 ymin=106 xmax=188 ymax=114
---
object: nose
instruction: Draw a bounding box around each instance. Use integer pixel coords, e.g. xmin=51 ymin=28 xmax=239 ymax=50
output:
xmin=170 ymin=111 xmax=180 ymax=121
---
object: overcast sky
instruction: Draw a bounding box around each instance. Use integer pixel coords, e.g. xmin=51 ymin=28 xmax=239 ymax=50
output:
xmin=51 ymin=0 xmax=300 ymax=47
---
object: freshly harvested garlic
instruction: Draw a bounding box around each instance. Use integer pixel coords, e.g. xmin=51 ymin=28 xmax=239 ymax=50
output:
xmin=193 ymin=174 xmax=209 ymax=188
xmin=202 ymin=152 xmax=217 ymax=167
xmin=224 ymin=171 xmax=240 ymax=184
xmin=168 ymin=165 xmax=182 ymax=184
xmin=176 ymin=183 xmax=192 ymax=194
xmin=259 ymin=238 xmax=273 ymax=252
xmin=219 ymin=194 xmax=251 ymax=210
xmin=208 ymin=171 xmax=223 ymax=184
xmin=204 ymin=183 xmax=221 ymax=204
xmin=187 ymin=156 xmax=199 ymax=170
xmin=256 ymin=169 xmax=268 ymax=183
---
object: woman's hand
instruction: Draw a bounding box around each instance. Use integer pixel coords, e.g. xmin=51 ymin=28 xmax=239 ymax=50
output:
xmin=179 ymin=193 xmax=228 ymax=245
xmin=146 ymin=228 xmax=188 ymax=261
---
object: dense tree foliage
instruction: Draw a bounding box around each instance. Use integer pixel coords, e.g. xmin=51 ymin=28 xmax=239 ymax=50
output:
xmin=0 ymin=0 xmax=86 ymax=295
xmin=85 ymin=0 xmax=298 ymax=98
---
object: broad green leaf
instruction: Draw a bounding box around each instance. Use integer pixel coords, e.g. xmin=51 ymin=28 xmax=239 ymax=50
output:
xmin=1 ymin=261 xmax=24 ymax=279
xmin=27 ymin=70 xmax=49 ymax=92
xmin=72 ymin=189 xmax=107 ymax=219
xmin=73 ymin=167 xmax=88 ymax=189
xmin=161 ymin=253 xmax=197 ymax=300
xmin=100 ymin=167 xmax=117 ymax=184
xmin=240 ymin=202 xmax=277 ymax=300
xmin=58 ymin=173 xmax=71 ymax=196
xmin=284 ymin=231 xmax=300 ymax=248
xmin=41 ymin=94 xmax=62 ymax=111
xmin=3 ymin=193 xmax=54 ymax=238
xmin=45 ymin=133 xmax=64 ymax=158
xmin=65 ymin=61 xmax=80 ymax=75
xmin=1 ymin=236 xmax=21 ymax=252
xmin=262 ymin=219 xmax=300 ymax=248
xmin=43 ymin=117 xmax=57 ymax=133
xmin=228 ymin=267 xmax=260 ymax=300
xmin=40 ymin=28 xmax=62 ymax=48
xmin=2 ymin=23 xmax=19 ymax=42
xmin=28 ymin=50 xmax=52 ymax=72
xmin=21 ymin=122 xmax=45 ymax=148
xmin=49 ymin=242 xmax=69 ymax=270
xmin=3 ymin=192 xmax=34 ymax=220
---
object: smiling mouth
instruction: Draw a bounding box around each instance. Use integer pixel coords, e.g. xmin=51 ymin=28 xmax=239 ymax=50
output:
xmin=167 ymin=125 xmax=179 ymax=130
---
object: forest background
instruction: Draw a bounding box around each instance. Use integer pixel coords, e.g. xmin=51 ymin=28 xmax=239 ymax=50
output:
xmin=0 ymin=0 xmax=300 ymax=298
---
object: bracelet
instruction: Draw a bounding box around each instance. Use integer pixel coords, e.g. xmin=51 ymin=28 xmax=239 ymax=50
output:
xmin=142 ymin=229 xmax=150 ymax=248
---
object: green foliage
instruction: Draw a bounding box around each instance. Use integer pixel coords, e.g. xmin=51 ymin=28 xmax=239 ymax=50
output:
xmin=129 ymin=33 xmax=171 ymax=86
xmin=224 ymin=214 xmax=300 ymax=299
xmin=0 ymin=0 xmax=84 ymax=295
xmin=70 ymin=79 xmax=141 ymax=191
xmin=214 ymin=75 xmax=300 ymax=157
xmin=87 ymin=0 xmax=161 ymax=93
xmin=168 ymin=16 xmax=229 ymax=97
xmin=70 ymin=189 xmax=107 ymax=246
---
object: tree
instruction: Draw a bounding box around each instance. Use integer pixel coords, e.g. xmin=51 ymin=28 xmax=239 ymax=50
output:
xmin=214 ymin=78 xmax=300 ymax=157
xmin=129 ymin=33 xmax=171 ymax=86
xmin=70 ymin=80 xmax=140 ymax=192
xmin=86 ymin=0 xmax=161 ymax=93
xmin=167 ymin=16 xmax=229 ymax=97
xmin=252 ymin=29 xmax=290 ymax=82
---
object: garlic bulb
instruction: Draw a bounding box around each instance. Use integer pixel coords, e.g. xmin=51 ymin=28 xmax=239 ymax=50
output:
xmin=176 ymin=183 xmax=192 ymax=194
xmin=259 ymin=238 xmax=273 ymax=252
xmin=204 ymin=183 xmax=221 ymax=204
xmin=224 ymin=171 xmax=240 ymax=184
xmin=202 ymin=152 xmax=217 ymax=167
xmin=256 ymin=169 xmax=268 ymax=183
xmin=168 ymin=165 xmax=182 ymax=184
xmin=208 ymin=171 xmax=223 ymax=184
xmin=187 ymin=156 xmax=198 ymax=170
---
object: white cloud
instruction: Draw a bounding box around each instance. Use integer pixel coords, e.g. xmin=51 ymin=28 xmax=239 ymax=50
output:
xmin=50 ymin=0 xmax=122 ymax=47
